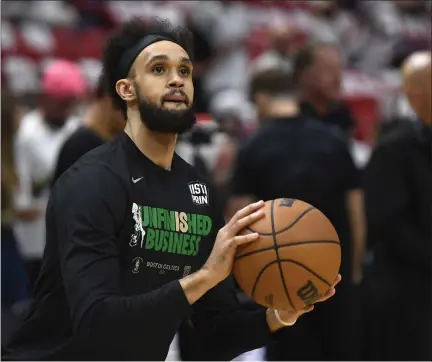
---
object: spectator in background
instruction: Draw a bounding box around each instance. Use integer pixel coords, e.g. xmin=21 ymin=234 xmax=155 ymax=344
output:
xmin=13 ymin=60 xmax=86 ymax=291
xmin=1 ymin=91 xmax=30 ymax=344
xmin=67 ymin=0 xmax=116 ymax=29
xmin=251 ymin=25 xmax=296 ymax=74
xmin=294 ymin=41 xmax=356 ymax=139
xmin=228 ymin=68 xmax=364 ymax=361
xmin=183 ymin=11 xmax=215 ymax=113
xmin=362 ymin=51 xmax=431 ymax=361
xmin=202 ymin=1 xmax=250 ymax=99
xmin=51 ymin=74 xmax=124 ymax=185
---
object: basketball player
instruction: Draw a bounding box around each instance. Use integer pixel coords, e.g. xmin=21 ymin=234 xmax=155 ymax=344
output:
xmin=362 ymin=51 xmax=431 ymax=360
xmin=2 ymin=18 xmax=340 ymax=361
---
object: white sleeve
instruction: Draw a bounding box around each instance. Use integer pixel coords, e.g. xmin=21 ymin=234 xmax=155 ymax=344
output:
xmin=13 ymin=131 xmax=34 ymax=209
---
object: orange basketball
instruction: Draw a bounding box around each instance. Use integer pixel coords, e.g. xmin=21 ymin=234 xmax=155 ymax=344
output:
xmin=233 ymin=198 xmax=341 ymax=311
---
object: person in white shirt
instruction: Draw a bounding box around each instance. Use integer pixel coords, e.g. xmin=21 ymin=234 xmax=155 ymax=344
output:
xmin=13 ymin=59 xmax=87 ymax=290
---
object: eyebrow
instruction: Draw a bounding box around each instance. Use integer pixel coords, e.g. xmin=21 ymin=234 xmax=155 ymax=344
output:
xmin=146 ymin=54 xmax=192 ymax=66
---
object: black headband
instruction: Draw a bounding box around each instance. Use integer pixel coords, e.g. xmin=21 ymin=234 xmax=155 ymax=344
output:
xmin=117 ymin=35 xmax=175 ymax=80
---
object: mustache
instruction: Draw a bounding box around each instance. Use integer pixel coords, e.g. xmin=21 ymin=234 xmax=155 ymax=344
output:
xmin=161 ymin=90 xmax=190 ymax=106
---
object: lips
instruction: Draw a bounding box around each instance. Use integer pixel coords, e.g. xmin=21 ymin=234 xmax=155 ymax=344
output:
xmin=164 ymin=94 xmax=187 ymax=103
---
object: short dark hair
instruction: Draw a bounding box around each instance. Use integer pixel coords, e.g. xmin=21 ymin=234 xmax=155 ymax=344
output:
xmin=292 ymin=41 xmax=338 ymax=84
xmin=249 ymin=69 xmax=295 ymax=102
xmin=102 ymin=17 xmax=194 ymax=118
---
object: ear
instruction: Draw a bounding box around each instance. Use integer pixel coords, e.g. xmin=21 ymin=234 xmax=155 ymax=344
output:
xmin=255 ymin=93 xmax=268 ymax=107
xmin=116 ymin=79 xmax=136 ymax=102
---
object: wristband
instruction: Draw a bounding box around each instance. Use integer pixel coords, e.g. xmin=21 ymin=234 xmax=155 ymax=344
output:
xmin=274 ymin=309 xmax=296 ymax=326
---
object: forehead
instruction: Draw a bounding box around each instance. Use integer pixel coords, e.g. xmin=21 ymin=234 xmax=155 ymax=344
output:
xmin=137 ymin=40 xmax=190 ymax=63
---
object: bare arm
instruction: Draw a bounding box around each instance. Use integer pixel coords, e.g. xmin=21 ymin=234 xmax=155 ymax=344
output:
xmin=346 ymin=189 xmax=366 ymax=284
xmin=13 ymin=131 xmax=42 ymax=221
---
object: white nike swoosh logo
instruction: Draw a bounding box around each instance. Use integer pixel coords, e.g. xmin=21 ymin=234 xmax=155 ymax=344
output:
xmin=132 ymin=177 xmax=143 ymax=183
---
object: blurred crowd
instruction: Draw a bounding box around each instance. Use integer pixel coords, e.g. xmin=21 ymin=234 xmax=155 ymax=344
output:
xmin=1 ymin=0 xmax=431 ymax=361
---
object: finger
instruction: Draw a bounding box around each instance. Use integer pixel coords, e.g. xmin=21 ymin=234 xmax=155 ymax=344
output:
xmin=317 ymin=287 xmax=336 ymax=302
xmin=228 ymin=200 xmax=265 ymax=226
xmin=231 ymin=233 xmax=260 ymax=247
xmin=232 ymin=209 xmax=265 ymax=235
xmin=303 ymin=305 xmax=314 ymax=313
xmin=331 ymin=274 xmax=342 ymax=287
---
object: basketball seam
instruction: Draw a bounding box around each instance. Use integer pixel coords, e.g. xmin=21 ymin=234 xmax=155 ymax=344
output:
xmin=235 ymin=240 xmax=340 ymax=260
xmin=251 ymin=260 xmax=279 ymax=298
xmin=246 ymin=206 xmax=315 ymax=236
xmin=280 ymin=259 xmax=332 ymax=287
xmin=249 ymin=259 xmax=334 ymax=307
xmin=270 ymin=199 xmax=295 ymax=310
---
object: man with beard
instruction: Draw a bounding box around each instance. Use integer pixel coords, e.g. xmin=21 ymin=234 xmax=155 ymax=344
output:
xmin=51 ymin=74 xmax=125 ymax=185
xmin=2 ymin=18 xmax=340 ymax=361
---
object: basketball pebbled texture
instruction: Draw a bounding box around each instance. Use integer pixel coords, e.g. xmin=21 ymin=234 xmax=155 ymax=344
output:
xmin=233 ymin=198 xmax=341 ymax=310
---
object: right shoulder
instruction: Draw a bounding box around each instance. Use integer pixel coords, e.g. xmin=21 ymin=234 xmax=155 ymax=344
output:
xmin=53 ymin=163 xmax=128 ymax=202
xmin=53 ymin=137 xmax=131 ymax=199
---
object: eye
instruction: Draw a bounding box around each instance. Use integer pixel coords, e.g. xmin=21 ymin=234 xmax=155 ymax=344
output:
xmin=179 ymin=67 xmax=191 ymax=76
xmin=152 ymin=65 xmax=165 ymax=74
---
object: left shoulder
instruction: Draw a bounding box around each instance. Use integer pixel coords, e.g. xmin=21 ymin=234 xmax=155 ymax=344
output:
xmin=174 ymin=153 xmax=213 ymax=186
xmin=174 ymin=153 xmax=221 ymax=212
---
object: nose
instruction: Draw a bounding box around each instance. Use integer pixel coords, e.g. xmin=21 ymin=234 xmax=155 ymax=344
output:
xmin=167 ymin=73 xmax=184 ymax=89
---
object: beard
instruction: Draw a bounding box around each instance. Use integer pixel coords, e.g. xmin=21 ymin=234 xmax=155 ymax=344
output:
xmin=136 ymin=92 xmax=196 ymax=135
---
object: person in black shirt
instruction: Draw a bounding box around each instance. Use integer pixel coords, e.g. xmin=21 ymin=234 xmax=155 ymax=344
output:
xmin=362 ymin=51 xmax=431 ymax=361
xmin=2 ymin=18 xmax=340 ymax=361
xmin=293 ymin=41 xmax=356 ymax=139
xmin=51 ymin=74 xmax=125 ymax=186
xmin=228 ymin=68 xmax=362 ymax=361
xmin=293 ymin=42 xmax=366 ymax=285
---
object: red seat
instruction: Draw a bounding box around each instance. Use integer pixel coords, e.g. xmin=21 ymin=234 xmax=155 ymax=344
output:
xmin=343 ymin=95 xmax=380 ymax=144
xmin=78 ymin=29 xmax=108 ymax=59
xmin=52 ymin=28 xmax=80 ymax=60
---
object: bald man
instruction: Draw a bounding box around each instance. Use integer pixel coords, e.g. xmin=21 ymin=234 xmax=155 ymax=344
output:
xmin=362 ymin=52 xmax=431 ymax=361
xmin=402 ymin=51 xmax=431 ymax=125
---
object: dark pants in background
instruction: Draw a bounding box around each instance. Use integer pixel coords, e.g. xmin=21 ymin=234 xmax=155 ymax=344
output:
xmin=1 ymin=227 xmax=30 ymax=346
xmin=266 ymin=282 xmax=361 ymax=361
xmin=1 ymin=227 xmax=30 ymax=308
xmin=362 ymin=271 xmax=431 ymax=361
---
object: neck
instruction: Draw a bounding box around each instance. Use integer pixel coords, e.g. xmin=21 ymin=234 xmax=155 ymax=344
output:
xmin=262 ymin=98 xmax=299 ymax=120
xmin=125 ymin=108 xmax=177 ymax=170
xmin=84 ymin=102 xmax=111 ymax=141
